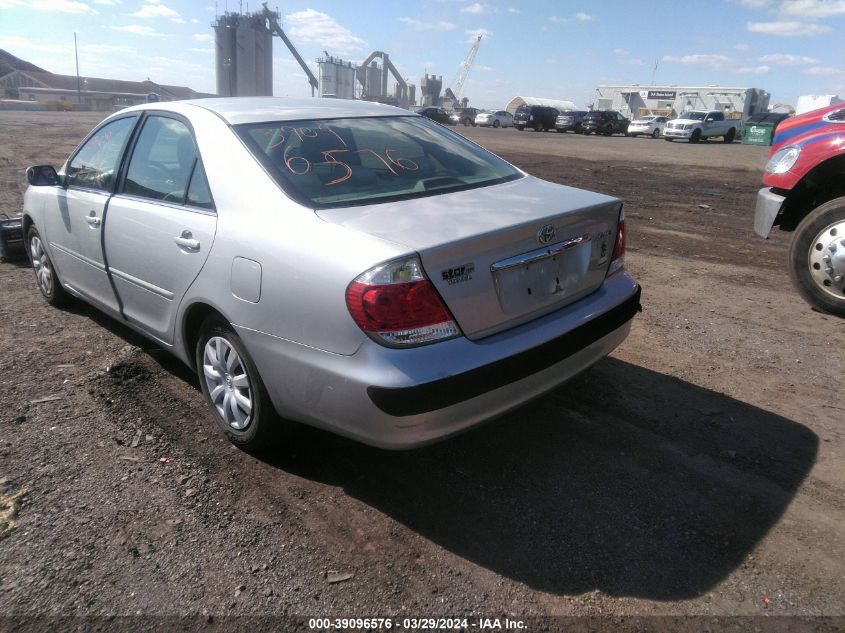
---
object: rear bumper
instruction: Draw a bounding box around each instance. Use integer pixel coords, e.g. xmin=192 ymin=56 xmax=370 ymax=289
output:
xmin=236 ymin=272 xmax=641 ymax=449
xmin=754 ymin=187 xmax=786 ymax=238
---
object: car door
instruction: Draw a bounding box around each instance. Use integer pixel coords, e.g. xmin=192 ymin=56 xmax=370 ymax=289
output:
xmin=43 ymin=115 xmax=138 ymax=312
xmin=103 ymin=113 xmax=217 ymax=344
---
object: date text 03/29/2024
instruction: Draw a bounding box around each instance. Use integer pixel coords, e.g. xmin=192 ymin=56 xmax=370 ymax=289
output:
xmin=307 ymin=617 xmax=526 ymax=630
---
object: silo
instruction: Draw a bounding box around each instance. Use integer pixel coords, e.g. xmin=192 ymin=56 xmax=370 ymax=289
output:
xmin=338 ymin=62 xmax=355 ymax=100
xmin=263 ymin=28 xmax=273 ymax=95
xmin=365 ymin=61 xmax=382 ymax=98
xmin=235 ymin=23 xmax=257 ymax=95
xmin=214 ymin=16 xmax=237 ymax=96
xmin=318 ymin=59 xmax=338 ymax=97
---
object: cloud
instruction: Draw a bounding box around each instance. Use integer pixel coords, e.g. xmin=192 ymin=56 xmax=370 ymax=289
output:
xmin=735 ymin=42 xmax=751 ymax=50
xmin=461 ymin=2 xmax=487 ymax=13
xmin=399 ymin=17 xmax=456 ymax=31
xmin=549 ymin=12 xmax=595 ymax=23
xmin=111 ymin=24 xmax=163 ymax=36
xmin=759 ymin=53 xmax=819 ymax=64
xmin=507 ymin=7 xmax=519 ymax=13
xmin=747 ymin=20 xmax=832 ymax=36
xmin=189 ymin=47 xmax=213 ymax=53
xmin=781 ymin=0 xmax=845 ymax=18
xmin=806 ymin=65 xmax=845 ymax=76
xmin=0 ymin=0 xmax=98 ymax=13
xmin=464 ymin=27 xmax=491 ymax=42
xmin=612 ymin=48 xmax=629 ymax=55
xmin=130 ymin=2 xmax=178 ymax=18
xmin=193 ymin=33 xmax=213 ymax=42
xmin=284 ymin=9 xmax=366 ymax=53
xmin=93 ymin=0 xmax=119 ymax=4
xmin=663 ymin=53 xmax=770 ymax=73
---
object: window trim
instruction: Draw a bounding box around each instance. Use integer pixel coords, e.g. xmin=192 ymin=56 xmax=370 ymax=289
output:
xmin=115 ymin=110 xmax=216 ymax=214
xmin=63 ymin=113 xmax=140 ymax=195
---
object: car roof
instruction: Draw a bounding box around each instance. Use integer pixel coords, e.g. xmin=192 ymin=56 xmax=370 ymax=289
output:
xmin=118 ymin=97 xmax=413 ymax=125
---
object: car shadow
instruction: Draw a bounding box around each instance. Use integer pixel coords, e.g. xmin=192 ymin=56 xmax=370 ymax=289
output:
xmin=256 ymin=357 xmax=817 ymax=601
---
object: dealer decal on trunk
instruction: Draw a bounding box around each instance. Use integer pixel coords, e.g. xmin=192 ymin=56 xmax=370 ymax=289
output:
xmin=442 ymin=263 xmax=475 ymax=285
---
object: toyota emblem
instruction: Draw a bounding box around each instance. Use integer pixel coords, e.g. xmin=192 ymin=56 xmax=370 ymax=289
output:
xmin=537 ymin=224 xmax=556 ymax=245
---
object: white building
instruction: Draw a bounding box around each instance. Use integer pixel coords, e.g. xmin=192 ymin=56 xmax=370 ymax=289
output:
xmin=594 ymin=85 xmax=770 ymax=121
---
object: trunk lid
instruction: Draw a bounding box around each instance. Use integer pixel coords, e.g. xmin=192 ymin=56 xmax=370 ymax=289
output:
xmin=317 ymin=176 xmax=622 ymax=340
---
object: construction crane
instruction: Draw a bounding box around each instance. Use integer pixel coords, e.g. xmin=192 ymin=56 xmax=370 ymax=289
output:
xmin=443 ymin=34 xmax=482 ymax=108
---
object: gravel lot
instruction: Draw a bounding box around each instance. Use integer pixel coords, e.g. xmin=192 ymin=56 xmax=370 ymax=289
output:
xmin=0 ymin=112 xmax=843 ymax=631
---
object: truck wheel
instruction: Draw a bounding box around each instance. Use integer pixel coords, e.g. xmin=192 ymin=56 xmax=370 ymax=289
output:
xmin=689 ymin=129 xmax=702 ymax=143
xmin=196 ymin=317 xmax=292 ymax=451
xmin=535 ymin=122 xmax=545 ymax=132
xmin=652 ymin=128 xmax=660 ymax=139
xmin=724 ymin=128 xmax=736 ymax=143
xmin=789 ymin=197 xmax=845 ymax=317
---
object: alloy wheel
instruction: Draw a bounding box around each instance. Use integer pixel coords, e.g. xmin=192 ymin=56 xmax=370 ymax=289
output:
xmin=202 ymin=336 xmax=253 ymax=430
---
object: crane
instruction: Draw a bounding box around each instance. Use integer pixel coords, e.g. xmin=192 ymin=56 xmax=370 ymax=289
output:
xmin=261 ymin=2 xmax=318 ymax=96
xmin=443 ymin=34 xmax=482 ymax=108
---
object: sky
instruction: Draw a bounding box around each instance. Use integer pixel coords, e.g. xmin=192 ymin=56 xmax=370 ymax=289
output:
xmin=1 ymin=0 xmax=844 ymax=109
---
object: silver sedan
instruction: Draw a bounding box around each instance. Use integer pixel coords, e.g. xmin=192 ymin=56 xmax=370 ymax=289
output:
xmin=22 ymin=98 xmax=640 ymax=451
xmin=475 ymin=110 xmax=514 ymax=128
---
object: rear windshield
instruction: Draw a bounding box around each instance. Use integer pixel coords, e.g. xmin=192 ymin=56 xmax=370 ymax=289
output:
xmin=236 ymin=116 xmax=521 ymax=208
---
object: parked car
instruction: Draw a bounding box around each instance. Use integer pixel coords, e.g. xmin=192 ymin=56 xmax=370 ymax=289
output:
xmin=476 ymin=110 xmax=514 ymax=128
xmin=415 ymin=106 xmax=452 ymax=125
xmin=753 ymin=102 xmax=845 ymax=316
xmin=627 ymin=115 xmax=668 ymax=138
xmin=581 ymin=111 xmax=630 ymax=136
xmin=663 ymin=110 xmax=739 ymax=143
xmin=513 ymin=105 xmax=559 ymax=132
xmin=450 ymin=107 xmax=480 ymax=126
xmin=22 ymin=97 xmax=640 ymax=451
xmin=555 ymin=111 xmax=587 ymax=133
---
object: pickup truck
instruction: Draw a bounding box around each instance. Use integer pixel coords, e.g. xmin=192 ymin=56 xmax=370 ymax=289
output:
xmin=754 ymin=102 xmax=845 ymax=316
xmin=663 ymin=110 xmax=739 ymax=143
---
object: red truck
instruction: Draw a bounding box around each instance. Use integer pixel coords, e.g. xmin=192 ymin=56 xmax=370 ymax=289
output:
xmin=754 ymin=102 xmax=845 ymax=316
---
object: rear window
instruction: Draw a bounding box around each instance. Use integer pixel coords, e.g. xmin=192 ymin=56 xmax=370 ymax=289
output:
xmin=236 ymin=116 xmax=521 ymax=209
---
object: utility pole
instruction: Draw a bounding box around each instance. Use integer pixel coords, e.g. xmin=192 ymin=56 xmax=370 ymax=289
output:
xmin=74 ymin=32 xmax=81 ymax=106
xmin=650 ymin=58 xmax=659 ymax=86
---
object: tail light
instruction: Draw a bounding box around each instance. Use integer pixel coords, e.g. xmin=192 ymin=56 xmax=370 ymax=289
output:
xmin=346 ymin=256 xmax=460 ymax=347
xmin=607 ymin=211 xmax=625 ymax=276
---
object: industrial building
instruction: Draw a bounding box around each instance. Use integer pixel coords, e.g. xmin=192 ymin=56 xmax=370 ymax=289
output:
xmin=0 ymin=64 xmax=210 ymax=111
xmin=213 ymin=9 xmax=274 ymax=97
xmin=594 ymin=85 xmax=770 ymax=120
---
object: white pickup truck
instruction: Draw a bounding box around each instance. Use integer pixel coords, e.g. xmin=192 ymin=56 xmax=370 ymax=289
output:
xmin=663 ymin=110 xmax=740 ymax=143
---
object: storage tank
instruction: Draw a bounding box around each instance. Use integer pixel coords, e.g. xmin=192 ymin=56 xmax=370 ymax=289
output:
xmin=213 ymin=10 xmax=274 ymax=97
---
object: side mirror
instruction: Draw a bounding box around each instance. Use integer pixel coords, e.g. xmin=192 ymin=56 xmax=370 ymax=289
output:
xmin=26 ymin=165 xmax=61 ymax=187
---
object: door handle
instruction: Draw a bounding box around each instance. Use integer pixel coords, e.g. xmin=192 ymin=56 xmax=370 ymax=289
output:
xmin=85 ymin=212 xmax=101 ymax=227
xmin=174 ymin=231 xmax=200 ymax=251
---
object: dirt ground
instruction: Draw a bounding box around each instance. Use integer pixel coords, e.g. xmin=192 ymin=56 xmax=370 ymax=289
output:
xmin=0 ymin=112 xmax=843 ymax=631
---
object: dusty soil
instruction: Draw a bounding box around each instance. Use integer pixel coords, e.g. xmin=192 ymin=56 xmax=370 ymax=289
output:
xmin=0 ymin=113 xmax=843 ymax=631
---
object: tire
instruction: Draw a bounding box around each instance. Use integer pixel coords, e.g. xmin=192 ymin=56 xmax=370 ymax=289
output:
xmin=788 ymin=197 xmax=845 ymax=317
xmin=724 ymin=128 xmax=736 ymax=143
xmin=665 ymin=137 xmax=673 ymax=142
xmin=689 ymin=129 xmax=701 ymax=143
xmin=516 ymin=126 xmax=524 ymax=131
xmin=652 ymin=128 xmax=660 ymax=139
xmin=196 ymin=317 xmax=290 ymax=451
xmin=535 ymin=122 xmax=544 ymax=132
xmin=492 ymin=119 xmax=500 ymax=128
xmin=27 ymin=226 xmax=69 ymax=307
xmin=583 ymin=130 xmax=591 ymax=135
xmin=574 ymin=124 xmax=582 ymax=134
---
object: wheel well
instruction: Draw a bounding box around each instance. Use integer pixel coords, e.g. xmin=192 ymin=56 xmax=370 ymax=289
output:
xmin=182 ymin=302 xmax=227 ymax=368
xmin=779 ymin=154 xmax=845 ymax=231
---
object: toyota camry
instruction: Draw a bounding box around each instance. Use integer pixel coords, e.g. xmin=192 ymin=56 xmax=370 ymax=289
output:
xmin=22 ymin=97 xmax=640 ymax=451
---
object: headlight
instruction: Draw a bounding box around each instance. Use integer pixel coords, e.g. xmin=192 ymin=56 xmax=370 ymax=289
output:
xmin=765 ymin=145 xmax=801 ymax=174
